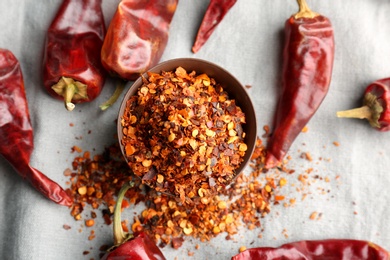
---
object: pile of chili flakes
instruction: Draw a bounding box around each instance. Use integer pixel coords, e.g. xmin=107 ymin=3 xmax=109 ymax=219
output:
xmin=64 ymin=132 xmax=339 ymax=256
xmin=65 ymin=136 xmax=282 ymax=249
xmin=120 ymin=67 xmax=247 ymax=204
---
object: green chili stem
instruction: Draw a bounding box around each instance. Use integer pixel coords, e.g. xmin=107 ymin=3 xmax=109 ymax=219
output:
xmin=113 ymin=181 xmax=135 ymax=245
xmin=100 ymin=79 xmax=126 ymax=111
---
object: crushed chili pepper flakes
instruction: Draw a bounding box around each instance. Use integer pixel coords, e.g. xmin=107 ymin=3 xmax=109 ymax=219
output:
xmin=120 ymin=67 xmax=247 ymax=204
xmin=63 ymin=224 xmax=71 ymax=230
xmin=64 ymin=127 xmax=340 ymax=254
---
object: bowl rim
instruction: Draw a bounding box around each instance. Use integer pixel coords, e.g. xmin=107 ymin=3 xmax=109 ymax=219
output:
xmin=117 ymin=57 xmax=258 ymax=191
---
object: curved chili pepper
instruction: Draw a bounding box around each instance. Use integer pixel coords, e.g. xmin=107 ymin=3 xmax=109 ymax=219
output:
xmin=101 ymin=0 xmax=178 ymax=81
xmin=192 ymin=0 xmax=237 ymax=53
xmin=0 ymin=49 xmax=72 ymax=206
xmin=231 ymin=239 xmax=390 ymax=260
xmin=101 ymin=182 xmax=166 ymax=260
xmin=337 ymin=78 xmax=390 ymax=131
xmin=43 ymin=0 xmax=106 ymax=111
xmin=265 ymin=0 xmax=335 ymax=169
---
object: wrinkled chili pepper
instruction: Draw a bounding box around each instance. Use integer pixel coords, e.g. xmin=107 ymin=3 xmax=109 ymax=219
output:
xmin=231 ymin=239 xmax=390 ymax=260
xmin=337 ymin=78 xmax=390 ymax=131
xmin=265 ymin=0 xmax=334 ymax=169
xmin=0 ymin=49 xmax=72 ymax=206
xmin=101 ymin=182 xmax=166 ymax=260
xmin=43 ymin=0 xmax=106 ymax=111
xmin=101 ymin=0 xmax=178 ymax=81
xmin=192 ymin=0 xmax=237 ymax=53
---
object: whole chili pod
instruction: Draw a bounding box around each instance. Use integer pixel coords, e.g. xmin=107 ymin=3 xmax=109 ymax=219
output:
xmin=231 ymin=239 xmax=390 ymax=260
xmin=265 ymin=0 xmax=335 ymax=169
xmin=0 ymin=49 xmax=72 ymax=206
xmin=192 ymin=0 xmax=237 ymax=53
xmin=43 ymin=0 xmax=106 ymax=111
xmin=101 ymin=182 xmax=166 ymax=260
xmin=337 ymin=78 xmax=390 ymax=131
xmin=101 ymin=0 xmax=178 ymax=81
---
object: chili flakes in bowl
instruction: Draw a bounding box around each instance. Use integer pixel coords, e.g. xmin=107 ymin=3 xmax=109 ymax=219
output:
xmin=119 ymin=59 xmax=256 ymax=204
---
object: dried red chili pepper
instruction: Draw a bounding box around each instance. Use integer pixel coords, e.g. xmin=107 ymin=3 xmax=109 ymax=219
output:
xmin=101 ymin=182 xmax=166 ymax=260
xmin=337 ymin=78 xmax=390 ymax=131
xmin=231 ymin=239 xmax=390 ymax=259
xmin=43 ymin=0 xmax=106 ymax=111
xmin=192 ymin=0 xmax=237 ymax=53
xmin=265 ymin=0 xmax=334 ymax=169
xmin=101 ymin=0 xmax=178 ymax=81
xmin=0 ymin=49 xmax=72 ymax=206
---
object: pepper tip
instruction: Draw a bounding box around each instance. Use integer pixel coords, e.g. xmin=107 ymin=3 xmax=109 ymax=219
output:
xmin=66 ymin=102 xmax=75 ymax=111
xmin=264 ymin=153 xmax=280 ymax=169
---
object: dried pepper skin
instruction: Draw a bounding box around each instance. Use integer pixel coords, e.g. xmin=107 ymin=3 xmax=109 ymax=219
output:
xmin=192 ymin=0 xmax=237 ymax=53
xmin=231 ymin=239 xmax=390 ymax=260
xmin=101 ymin=0 xmax=178 ymax=81
xmin=337 ymin=78 xmax=390 ymax=131
xmin=101 ymin=232 xmax=166 ymax=260
xmin=265 ymin=5 xmax=334 ymax=169
xmin=43 ymin=0 xmax=106 ymax=111
xmin=0 ymin=49 xmax=72 ymax=206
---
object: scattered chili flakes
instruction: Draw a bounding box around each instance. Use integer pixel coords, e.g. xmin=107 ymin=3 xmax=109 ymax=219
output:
xmin=309 ymin=211 xmax=322 ymax=221
xmin=120 ymin=67 xmax=247 ymax=204
xmin=300 ymin=152 xmax=313 ymax=161
xmin=239 ymin=246 xmax=247 ymax=253
xmin=64 ymin=125 xmax=339 ymax=254
xmin=262 ymin=125 xmax=270 ymax=138
xmin=333 ymin=141 xmax=340 ymax=147
xmin=85 ymin=219 xmax=95 ymax=227
xmin=309 ymin=211 xmax=318 ymax=220
xmin=71 ymin=145 xmax=82 ymax=153
xmin=63 ymin=224 xmax=71 ymax=230
xmin=88 ymin=230 xmax=96 ymax=241
xmin=64 ymin=143 xmax=144 ymax=223
xmin=282 ymin=228 xmax=289 ymax=238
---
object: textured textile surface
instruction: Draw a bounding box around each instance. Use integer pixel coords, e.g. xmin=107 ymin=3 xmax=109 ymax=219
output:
xmin=0 ymin=0 xmax=389 ymax=259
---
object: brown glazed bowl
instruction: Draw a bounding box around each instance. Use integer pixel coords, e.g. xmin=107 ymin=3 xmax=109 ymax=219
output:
xmin=117 ymin=58 xmax=257 ymax=195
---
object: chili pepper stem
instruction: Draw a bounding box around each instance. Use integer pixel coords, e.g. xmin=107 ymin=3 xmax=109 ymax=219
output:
xmin=64 ymin=83 xmax=76 ymax=111
xmin=294 ymin=0 xmax=319 ymax=19
xmin=51 ymin=77 xmax=88 ymax=111
xmin=100 ymin=80 xmax=126 ymax=111
xmin=113 ymin=181 xmax=135 ymax=245
xmin=336 ymin=106 xmax=372 ymax=119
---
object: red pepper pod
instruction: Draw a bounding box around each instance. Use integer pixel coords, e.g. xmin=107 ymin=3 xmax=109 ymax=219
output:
xmin=192 ymin=0 xmax=237 ymax=53
xmin=43 ymin=0 xmax=106 ymax=111
xmin=231 ymin=239 xmax=390 ymax=260
xmin=265 ymin=0 xmax=334 ymax=169
xmin=337 ymin=78 xmax=390 ymax=131
xmin=0 ymin=49 xmax=72 ymax=206
xmin=100 ymin=0 xmax=178 ymax=81
xmin=101 ymin=182 xmax=166 ymax=260
xmin=102 ymin=232 xmax=165 ymax=260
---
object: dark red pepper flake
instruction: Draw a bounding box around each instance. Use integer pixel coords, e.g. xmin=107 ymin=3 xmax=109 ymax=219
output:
xmin=63 ymin=224 xmax=71 ymax=230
